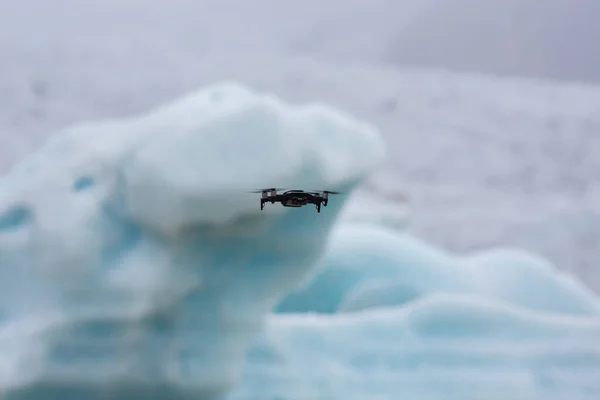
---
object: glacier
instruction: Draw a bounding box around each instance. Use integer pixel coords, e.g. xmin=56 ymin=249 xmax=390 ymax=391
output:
xmin=1 ymin=80 xmax=599 ymax=400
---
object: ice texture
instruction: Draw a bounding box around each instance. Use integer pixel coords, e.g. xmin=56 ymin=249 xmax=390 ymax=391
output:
xmin=242 ymin=224 xmax=600 ymax=400
xmin=0 ymin=82 xmax=384 ymax=399
xmin=1 ymin=79 xmax=599 ymax=400
xmin=276 ymin=224 xmax=600 ymax=316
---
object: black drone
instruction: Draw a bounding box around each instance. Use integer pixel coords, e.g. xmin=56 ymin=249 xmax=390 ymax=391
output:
xmin=250 ymin=188 xmax=342 ymax=213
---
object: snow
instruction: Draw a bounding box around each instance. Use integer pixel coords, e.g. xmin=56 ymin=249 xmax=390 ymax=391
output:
xmin=0 ymin=82 xmax=384 ymax=399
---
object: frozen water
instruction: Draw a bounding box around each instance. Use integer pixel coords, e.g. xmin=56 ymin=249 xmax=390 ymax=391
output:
xmin=1 ymin=3 xmax=600 ymax=396
xmin=0 ymin=80 xmax=598 ymax=400
xmin=0 ymin=82 xmax=384 ymax=399
xmin=242 ymin=223 xmax=600 ymax=400
xmin=237 ymin=295 xmax=600 ymax=400
xmin=277 ymin=224 xmax=600 ymax=316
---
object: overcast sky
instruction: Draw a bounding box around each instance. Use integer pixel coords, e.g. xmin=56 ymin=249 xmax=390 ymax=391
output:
xmin=387 ymin=0 xmax=600 ymax=84
xmin=2 ymin=0 xmax=598 ymax=84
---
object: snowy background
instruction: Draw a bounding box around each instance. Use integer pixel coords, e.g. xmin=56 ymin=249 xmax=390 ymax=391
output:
xmin=1 ymin=0 xmax=599 ymax=294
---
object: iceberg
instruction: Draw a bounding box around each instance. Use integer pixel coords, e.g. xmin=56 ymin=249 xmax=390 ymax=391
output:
xmin=243 ymin=224 xmax=600 ymax=400
xmin=237 ymin=294 xmax=600 ymax=400
xmin=1 ymin=79 xmax=599 ymax=400
xmin=0 ymin=82 xmax=384 ymax=399
xmin=277 ymin=224 xmax=600 ymax=316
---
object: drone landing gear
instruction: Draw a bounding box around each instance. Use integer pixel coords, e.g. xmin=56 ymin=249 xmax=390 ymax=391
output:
xmin=260 ymin=201 xmax=265 ymax=210
xmin=316 ymin=203 xmax=321 ymax=213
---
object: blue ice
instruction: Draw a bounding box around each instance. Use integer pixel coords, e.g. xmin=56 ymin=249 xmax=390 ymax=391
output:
xmin=0 ymin=82 xmax=383 ymax=399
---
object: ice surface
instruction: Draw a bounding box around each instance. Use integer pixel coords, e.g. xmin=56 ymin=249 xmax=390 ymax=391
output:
xmin=1 ymin=79 xmax=599 ymax=400
xmin=237 ymin=296 xmax=600 ymax=400
xmin=0 ymin=82 xmax=384 ymax=399
xmin=246 ymin=223 xmax=600 ymax=399
xmin=277 ymin=224 xmax=600 ymax=316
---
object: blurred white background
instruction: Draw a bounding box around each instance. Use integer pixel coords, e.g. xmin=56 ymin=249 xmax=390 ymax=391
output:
xmin=1 ymin=0 xmax=599 ymax=290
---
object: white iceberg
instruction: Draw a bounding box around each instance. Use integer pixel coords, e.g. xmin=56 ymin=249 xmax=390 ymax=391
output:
xmin=0 ymin=82 xmax=384 ymax=399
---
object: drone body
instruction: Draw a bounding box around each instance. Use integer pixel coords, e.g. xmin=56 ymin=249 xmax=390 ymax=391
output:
xmin=251 ymin=188 xmax=341 ymax=213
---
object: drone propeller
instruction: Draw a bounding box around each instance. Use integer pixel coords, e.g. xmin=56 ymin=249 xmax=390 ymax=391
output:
xmin=308 ymin=190 xmax=343 ymax=195
xmin=248 ymin=187 xmax=289 ymax=193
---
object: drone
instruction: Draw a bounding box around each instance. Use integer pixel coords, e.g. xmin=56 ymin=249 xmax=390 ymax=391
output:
xmin=250 ymin=188 xmax=342 ymax=213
